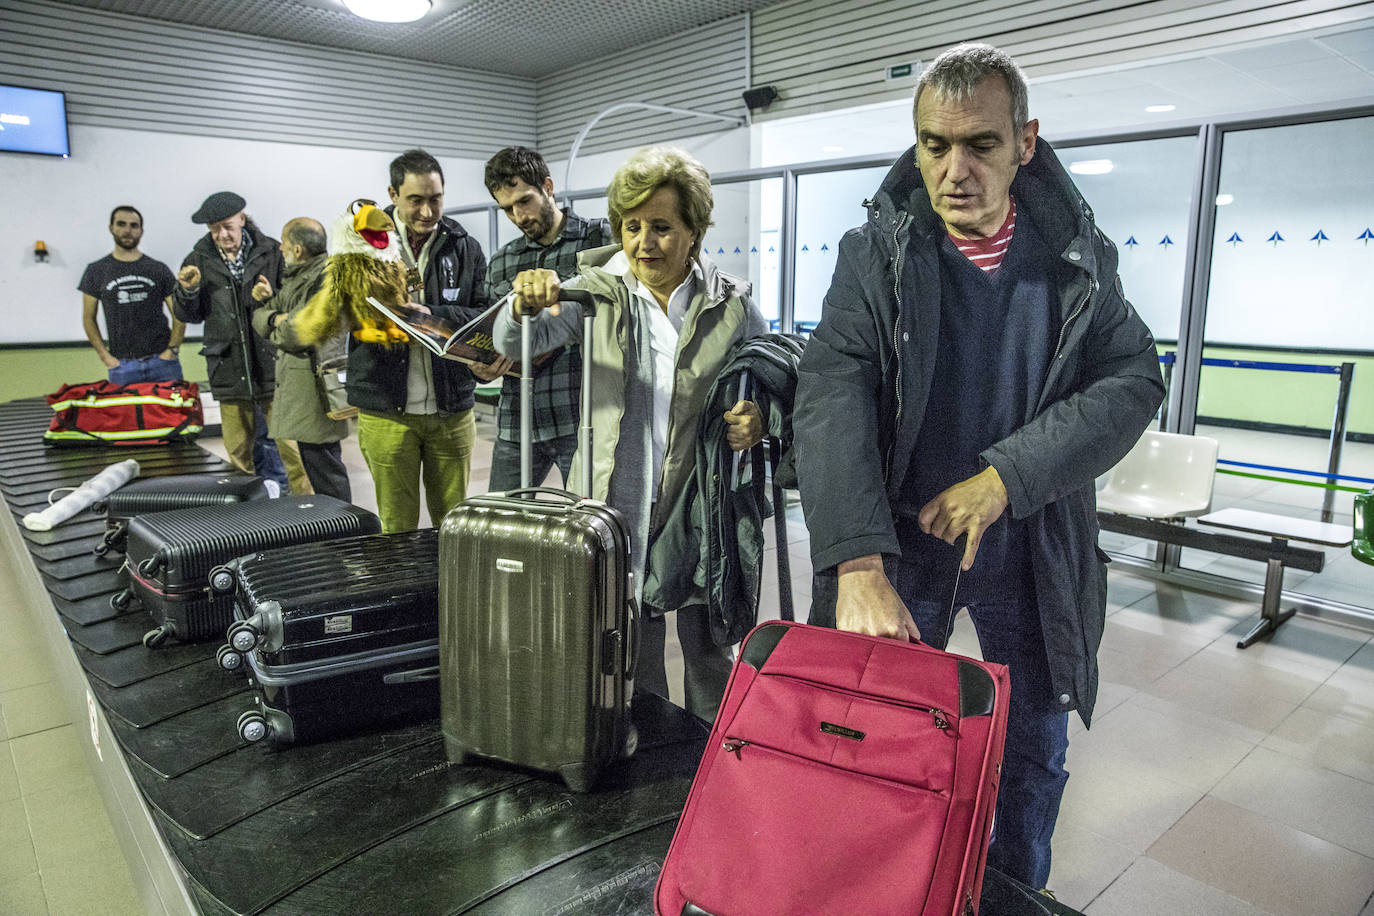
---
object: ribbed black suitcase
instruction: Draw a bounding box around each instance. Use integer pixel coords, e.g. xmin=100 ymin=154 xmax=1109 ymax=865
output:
xmin=111 ymin=495 xmax=381 ymax=647
xmin=95 ymin=473 xmax=271 ymax=556
xmin=216 ymin=529 xmax=441 ymax=747
xmin=440 ymin=289 xmax=638 ymax=793
xmin=216 ymin=528 xmax=439 ymax=670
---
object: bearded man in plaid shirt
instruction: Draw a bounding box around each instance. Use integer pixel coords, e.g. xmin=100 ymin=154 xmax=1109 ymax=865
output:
xmin=481 ymin=146 xmax=612 ymax=489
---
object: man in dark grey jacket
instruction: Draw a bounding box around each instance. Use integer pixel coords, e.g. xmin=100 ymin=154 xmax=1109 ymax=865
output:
xmin=794 ymin=44 xmax=1164 ymax=891
xmin=174 ymin=191 xmax=306 ymax=493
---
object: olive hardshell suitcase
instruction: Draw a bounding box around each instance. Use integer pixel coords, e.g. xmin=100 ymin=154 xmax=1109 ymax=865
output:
xmin=439 ymin=288 xmax=638 ymax=792
xmin=440 ymin=490 xmax=636 ymax=791
xmin=213 ymin=529 xmax=442 ymax=747
xmin=94 ymin=473 xmax=271 ymax=556
xmin=112 ymin=494 xmax=381 ymax=647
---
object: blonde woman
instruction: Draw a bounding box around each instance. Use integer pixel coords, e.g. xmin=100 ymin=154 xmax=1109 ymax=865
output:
xmin=493 ymin=146 xmax=766 ymax=719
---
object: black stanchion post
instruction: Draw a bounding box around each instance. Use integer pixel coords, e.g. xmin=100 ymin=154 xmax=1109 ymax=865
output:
xmin=1323 ymin=361 xmax=1355 ymax=523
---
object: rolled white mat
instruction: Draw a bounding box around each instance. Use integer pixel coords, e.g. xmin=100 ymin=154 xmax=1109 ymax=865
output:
xmin=22 ymin=458 xmax=141 ymax=531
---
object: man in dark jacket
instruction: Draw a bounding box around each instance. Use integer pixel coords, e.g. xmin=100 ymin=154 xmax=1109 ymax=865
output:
xmin=250 ymin=217 xmax=352 ymax=501
xmin=174 ymin=191 xmax=307 ymax=493
xmin=793 ymin=44 xmax=1164 ymax=891
xmin=351 ymin=149 xmax=488 ymax=531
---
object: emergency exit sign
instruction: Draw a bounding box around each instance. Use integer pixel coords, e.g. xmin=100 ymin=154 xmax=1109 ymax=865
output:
xmin=886 ymin=60 xmax=921 ymax=81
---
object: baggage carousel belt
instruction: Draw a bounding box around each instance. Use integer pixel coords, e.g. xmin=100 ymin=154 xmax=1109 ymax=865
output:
xmin=0 ymin=398 xmax=711 ymax=915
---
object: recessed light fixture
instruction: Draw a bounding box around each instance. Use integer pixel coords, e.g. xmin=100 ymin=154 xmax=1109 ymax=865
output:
xmin=1215 ymin=193 xmax=1234 ymax=206
xmin=821 ymin=145 xmax=845 ymax=153
xmin=1069 ymin=159 xmax=1113 ymax=176
xmin=1145 ymin=104 xmax=1176 ymax=113
xmin=343 ymin=0 xmax=431 ymax=23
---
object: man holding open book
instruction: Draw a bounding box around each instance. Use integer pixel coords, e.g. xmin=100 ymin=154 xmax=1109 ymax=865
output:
xmin=347 ymin=149 xmax=491 ymax=532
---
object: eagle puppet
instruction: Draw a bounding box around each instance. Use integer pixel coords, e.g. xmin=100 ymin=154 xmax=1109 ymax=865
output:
xmin=294 ymin=198 xmax=412 ymax=347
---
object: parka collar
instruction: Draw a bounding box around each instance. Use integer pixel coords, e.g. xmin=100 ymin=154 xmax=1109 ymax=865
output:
xmin=868 ymin=138 xmax=1100 ymax=273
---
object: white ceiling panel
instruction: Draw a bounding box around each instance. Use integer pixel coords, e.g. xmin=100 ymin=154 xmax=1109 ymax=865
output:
xmin=40 ymin=0 xmax=785 ymax=78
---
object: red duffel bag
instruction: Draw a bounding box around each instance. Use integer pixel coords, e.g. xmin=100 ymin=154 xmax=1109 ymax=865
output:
xmin=44 ymin=379 xmax=204 ymax=446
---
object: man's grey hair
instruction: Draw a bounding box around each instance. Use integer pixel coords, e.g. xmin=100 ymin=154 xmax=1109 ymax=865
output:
xmin=915 ymin=43 xmax=1030 ymax=131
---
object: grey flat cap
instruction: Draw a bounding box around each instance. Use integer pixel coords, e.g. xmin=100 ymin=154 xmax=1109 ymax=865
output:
xmin=192 ymin=191 xmax=247 ymax=225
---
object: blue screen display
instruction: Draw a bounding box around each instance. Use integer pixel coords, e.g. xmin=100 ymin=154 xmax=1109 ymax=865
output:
xmin=0 ymin=85 xmax=70 ymax=157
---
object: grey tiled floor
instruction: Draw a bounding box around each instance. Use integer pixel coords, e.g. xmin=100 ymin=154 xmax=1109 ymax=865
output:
xmin=3 ymin=412 xmax=1374 ymax=914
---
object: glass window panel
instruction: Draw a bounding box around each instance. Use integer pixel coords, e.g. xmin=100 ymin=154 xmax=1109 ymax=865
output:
xmin=1186 ymin=116 xmax=1374 ymax=603
xmin=701 ymin=178 xmax=782 ymax=328
xmin=1053 ymin=135 xmax=1196 ymax=343
xmin=793 ymin=167 xmax=888 ymax=331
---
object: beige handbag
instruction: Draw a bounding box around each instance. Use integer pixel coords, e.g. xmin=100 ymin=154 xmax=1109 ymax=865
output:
xmin=315 ymin=355 xmax=358 ymax=421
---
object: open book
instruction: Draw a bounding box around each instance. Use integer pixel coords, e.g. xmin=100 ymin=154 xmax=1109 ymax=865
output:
xmin=365 ymin=294 xmax=514 ymax=370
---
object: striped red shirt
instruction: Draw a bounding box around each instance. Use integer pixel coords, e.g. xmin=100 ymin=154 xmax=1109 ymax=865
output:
xmin=950 ymin=197 xmax=1016 ymax=274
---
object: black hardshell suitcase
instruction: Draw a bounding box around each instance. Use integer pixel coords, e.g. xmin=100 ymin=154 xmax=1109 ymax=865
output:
xmin=94 ymin=473 xmax=271 ymax=556
xmin=212 ymin=529 xmax=442 ymax=747
xmin=439 ymin=288 xmax=638 ymax=792
xmin=234 ymin=639 xmax=439 ymax=748
xmin=112 ymin=495 xmax=381 ymax=647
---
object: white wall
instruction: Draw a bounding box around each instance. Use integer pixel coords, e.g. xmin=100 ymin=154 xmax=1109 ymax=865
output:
xmin=3 ymin=123 xmax=487 ymax=345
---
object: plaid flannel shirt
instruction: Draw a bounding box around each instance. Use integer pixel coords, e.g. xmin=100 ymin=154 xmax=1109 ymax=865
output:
xmin=484 ymin=209 xmax=613 ymax=442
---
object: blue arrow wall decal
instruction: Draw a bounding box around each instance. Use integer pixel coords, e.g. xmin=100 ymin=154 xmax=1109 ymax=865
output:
xmin=1359 ymin=229 xmax=1374 ymax=245
xmin=1159 ymin=235 xmax=1173 ymax=248
xmin=733 ymin=247 xmax=741 ymax=254
xmin=1267 ymin=231 xmax=1284 ymax=245
xmin=1124 ymin=236 xmax=1138 ymax=247
xmin=1310 ymin=230 xmax=1329 ymax=245
xmin=801 ymin=245 xmax=809 ymax=251
xmin=1226 ymin=232 xmax=1243 ymax=245
xmin=751 ymin=246 xmax=758 ymax=253
xmin=821 ymin=243 xmax=829 ymax=252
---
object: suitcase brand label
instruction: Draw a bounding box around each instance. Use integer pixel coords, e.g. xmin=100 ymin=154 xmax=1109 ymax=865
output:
xmin=323 ymin=615 xmax=353 ymax=634
xmin=496 ymin=558 xmax=524 ymax=573
xmin=820 ymin=721 xmax=866 ymax=741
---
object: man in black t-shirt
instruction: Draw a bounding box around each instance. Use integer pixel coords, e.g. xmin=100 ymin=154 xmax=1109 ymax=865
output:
xmin=79 ymin=205 xmax=185 ymax=384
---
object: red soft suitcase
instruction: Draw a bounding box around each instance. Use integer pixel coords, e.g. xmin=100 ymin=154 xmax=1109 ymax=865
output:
xmin=655 ymin=620 xmax=1011 ymax=916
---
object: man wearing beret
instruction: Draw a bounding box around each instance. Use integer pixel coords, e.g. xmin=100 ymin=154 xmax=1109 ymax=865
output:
xmin=174 ymin=192 xmax=308 ymax=493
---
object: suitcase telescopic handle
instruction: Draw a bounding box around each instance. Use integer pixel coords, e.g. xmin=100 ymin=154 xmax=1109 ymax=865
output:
xmin=520 ymin=288 xmax=598 ymax=493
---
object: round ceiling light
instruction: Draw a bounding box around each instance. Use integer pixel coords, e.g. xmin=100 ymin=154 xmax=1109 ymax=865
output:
xmin=343 ymin=0 xmax=431 ymax=23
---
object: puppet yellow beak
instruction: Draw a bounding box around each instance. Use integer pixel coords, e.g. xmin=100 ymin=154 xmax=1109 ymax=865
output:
xmin=352 ymin=203 xmax=395 ymax=250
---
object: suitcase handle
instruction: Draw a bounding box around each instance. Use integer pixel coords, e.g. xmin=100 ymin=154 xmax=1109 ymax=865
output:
xmin=502 ymin=486 xmax=581 ymax=505
xmin=382 ymin=665 xmax=440 ymax=685
xmin=625 ymin=589 xmax=640 ymax=680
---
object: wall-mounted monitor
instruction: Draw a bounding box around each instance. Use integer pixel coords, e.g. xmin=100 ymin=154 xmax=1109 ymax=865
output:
xmin=0 ymin=84 xmax=70 ymax=158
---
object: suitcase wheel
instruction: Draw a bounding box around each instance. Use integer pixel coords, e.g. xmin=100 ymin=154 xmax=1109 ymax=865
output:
xmin=227 ymin=622 xmax=260 ymax=653
xmin=237 ymin=710 xmax=269 ymax=744
xmin=137 ymin=556 xmax=160 ymax=578
xmin=109 ymin=589 xmax=133 ymax=612
xmin=216 ymin=644 xmax=244 ymax=672
xmin=92 ymin=540 xmax=109 ymax=558
xmin=208 ymin=566 xmax=236 ymax=595
xmin=142 ymin=626 xmax=170 ymax=649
